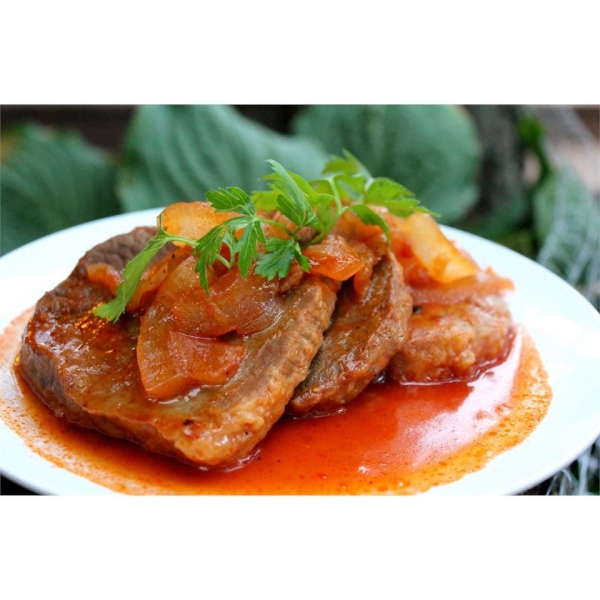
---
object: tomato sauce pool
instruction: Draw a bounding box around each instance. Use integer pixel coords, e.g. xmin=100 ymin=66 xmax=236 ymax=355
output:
xmin=0 ymin=309 xmax=551 ymax=495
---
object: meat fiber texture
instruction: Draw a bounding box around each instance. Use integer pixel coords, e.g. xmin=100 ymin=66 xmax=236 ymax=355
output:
xmin=387 ymin=295 xmax=513 ymax=383
xmin=288 ymin=252 xmax=413 ymax=415
xmin=18 ymin=228 xmax=337 ymax=469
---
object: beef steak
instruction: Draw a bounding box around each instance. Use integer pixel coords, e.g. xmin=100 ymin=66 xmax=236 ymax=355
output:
xmin=387 ymin=294 xmax=513 ymax=383
xmin=18 ymin=228 xmax=337 ymax=468
xmin=287 ymin=252 xmax=412 ymax=415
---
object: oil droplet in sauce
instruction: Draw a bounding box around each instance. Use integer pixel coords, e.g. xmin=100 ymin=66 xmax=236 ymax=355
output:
xmin=0 ymin=309 xmax=552 ymax=495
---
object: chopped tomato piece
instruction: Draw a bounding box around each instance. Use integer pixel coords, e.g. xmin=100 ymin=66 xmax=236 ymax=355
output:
xmin=332 ymin=209 xmax=388 ymax=258
xmin=303 ymin=235 xmax=369 ymax=281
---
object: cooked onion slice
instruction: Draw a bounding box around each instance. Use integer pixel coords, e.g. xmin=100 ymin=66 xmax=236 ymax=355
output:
xmin=401 ymin=213 xmax=479 ymax=283
xmin=168 ymin=331 xmax=247 ymax=386
xmin=86 ymin=263 xmax=122 ymax=295
xmin=137 ymin=303 xmax=247 ymax=398
xmin=127 ymin=245 xmax=191 ymax=312
xmin=160 ymin=201 xmax=239 ymax=243
xmin=137 ymin=255 xmax=283 ymax=398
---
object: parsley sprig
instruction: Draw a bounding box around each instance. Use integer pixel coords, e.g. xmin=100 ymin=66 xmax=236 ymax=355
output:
xmin=93 ymin=151 xmax=433 ymax=322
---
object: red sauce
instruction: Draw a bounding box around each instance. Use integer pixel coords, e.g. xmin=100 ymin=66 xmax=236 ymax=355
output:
xmin=0 ymin=309 xmax=552 ymax=495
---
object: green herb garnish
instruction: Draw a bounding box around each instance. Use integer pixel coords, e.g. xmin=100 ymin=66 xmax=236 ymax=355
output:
xmin=93 ymin=151 xmax=433 ymax=322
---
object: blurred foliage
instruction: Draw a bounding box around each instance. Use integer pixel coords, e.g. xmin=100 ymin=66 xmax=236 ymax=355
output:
xmin=117 ymin=105 xmax=329 ymax=212
xmin=3 ymin=104 xmax=597 ymax=302
xmin=1 ymin=104 xmax=598 ymax=493
xmin=0 ymin=124 xmax=120 ymax=254
xmin=292 ymin=105 xmax=482 ymax=224
xmin=460 ymin=106 xmax=530 ymax=241
xmin=533 ymin=167 xmax=600 ymax=301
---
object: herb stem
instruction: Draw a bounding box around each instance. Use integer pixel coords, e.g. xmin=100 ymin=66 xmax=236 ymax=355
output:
xmin=306 ymin=212 xmax=342 ymax=246
xmin=158 ymin=232 xmax=198 ymax=247
xmin=258 ymin=217 xmax=297 ymax=239
xmin=326 ymin=177 xmax=344 ymax=212
xmin=214 ymin=254 xmax=233 ymax=269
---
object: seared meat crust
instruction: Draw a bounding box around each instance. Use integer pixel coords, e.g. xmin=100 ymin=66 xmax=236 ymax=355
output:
xmin=387 ymin=294 xmax=512 ymax=383
xmin=19 ymin=228 xmax=337 ymax=468
xmin=288 ymin=252 xmax=412 ymax=415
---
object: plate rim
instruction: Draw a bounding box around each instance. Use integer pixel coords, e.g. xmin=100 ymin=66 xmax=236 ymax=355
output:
xmin=1 ymin=209 xmax=600 ymax=495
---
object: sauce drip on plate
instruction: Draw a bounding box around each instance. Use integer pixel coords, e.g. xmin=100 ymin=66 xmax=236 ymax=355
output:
xmin=0 ymin=309 xmax=551 ymax=494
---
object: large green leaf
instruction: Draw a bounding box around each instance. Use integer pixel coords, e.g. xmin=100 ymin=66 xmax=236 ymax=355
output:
xmin=534 ymin=167 xmax=600 ymax=307
xmin=1 ymin=123 xmax=120 ymax=255
xmin=116 ymin=105 xmax=329 ymax=212
xmin=291 ymin=105 xmax=482 ymax=224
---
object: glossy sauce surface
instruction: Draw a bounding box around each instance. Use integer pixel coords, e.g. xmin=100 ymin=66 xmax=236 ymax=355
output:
xmin=1 ymin=309 xmax=551 ymax=495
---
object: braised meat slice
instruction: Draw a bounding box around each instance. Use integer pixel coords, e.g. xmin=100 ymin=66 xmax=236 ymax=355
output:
xmin=288 ymin=252 xmax=412 ymax=415
xmin=387 ymin=295 xmax=513 ymax=383
xmin=18 ymin=228 xmax=337 ymax=469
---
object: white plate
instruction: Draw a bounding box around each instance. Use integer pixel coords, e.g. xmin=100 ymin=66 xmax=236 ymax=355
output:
xmin=1 ymin=210 xmax=600 ymax=495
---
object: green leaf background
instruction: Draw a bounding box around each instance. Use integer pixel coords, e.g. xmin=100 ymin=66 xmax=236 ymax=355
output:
xmin=292 ymin=105 xmax=482 ymax=224
xmin=534 ymin=167 xmax=600 ymax=299
xmin=1 ymin=124 xmax=120 ymax=254
xmin=116 ymin=105 xmax=329 ymax=212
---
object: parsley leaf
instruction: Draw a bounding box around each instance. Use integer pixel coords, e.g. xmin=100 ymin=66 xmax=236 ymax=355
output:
xmin=93 ymin=154 xmax=433 ymax=322
xmin=323 ymin=150 xmax=369 ymax=177
xmin=345 ymin=204 xmax=391 ymax=241
xmin=256 ymin=237 xmax=309 ymax=280
xmin=235 ymin=219 xmax=265 ymax=277
xmin=320 ymin=150 xmax=438 ymax=218
xmin=205 ymin=187 xmax=255 ymax=215
xmin=263 ymin=160 xmax=316 ymax=228
xmin=92 ymin=227 xmax=182 ymax=323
